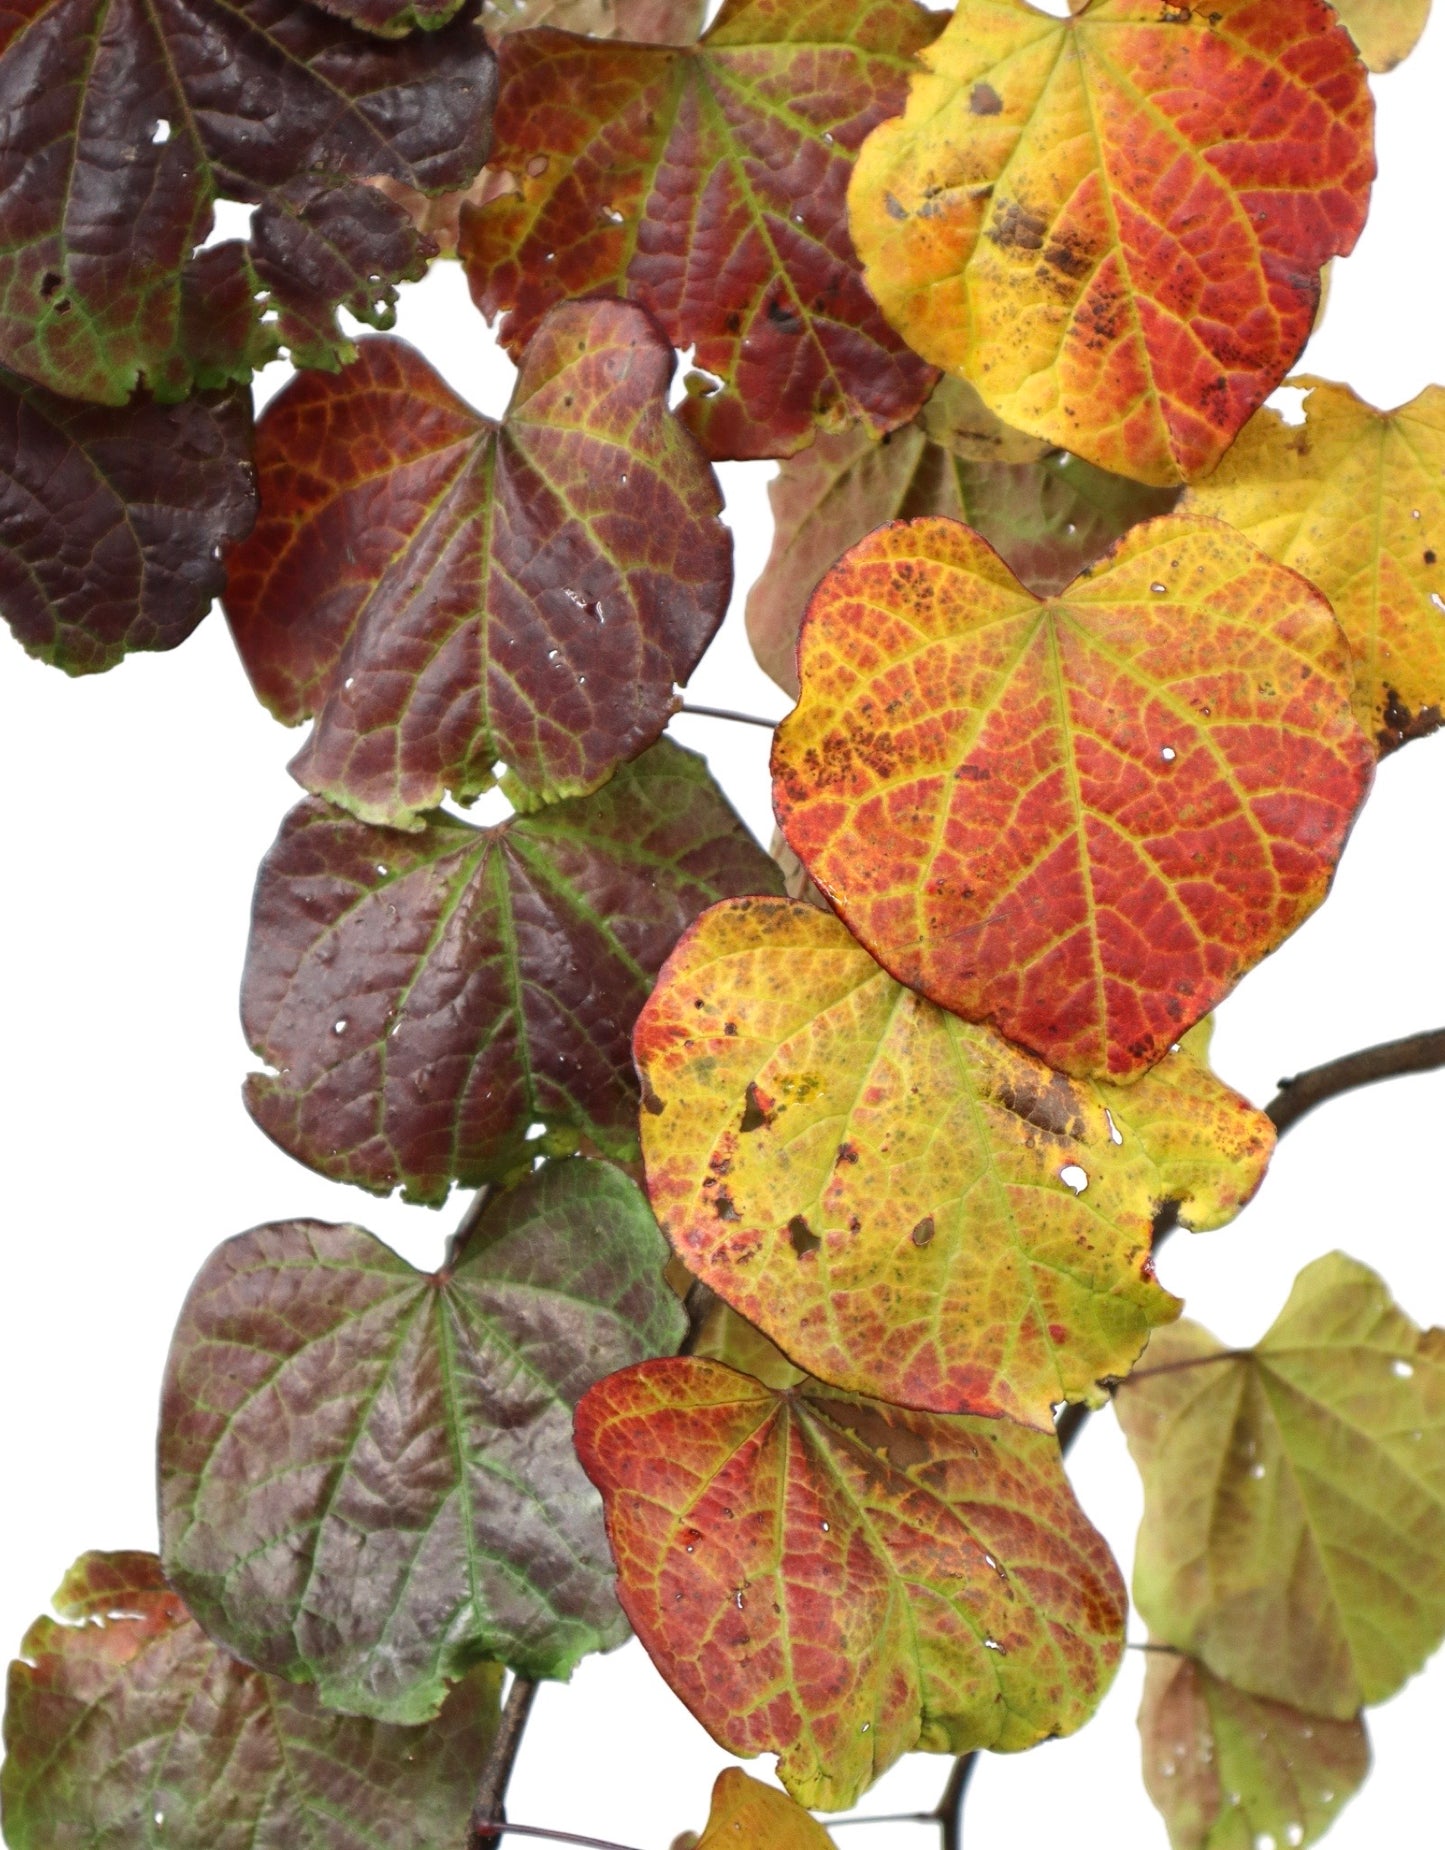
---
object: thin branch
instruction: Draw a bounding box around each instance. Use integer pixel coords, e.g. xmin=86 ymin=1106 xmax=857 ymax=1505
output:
xmin=470 ymin=1677 xmax=538 ymax=1850
xmin=933 ymin=1748 xmax=979 ymax=1850
xmin=444 ymin=1184 xmax=493 ymax=1273
xmin=1267 ymin=1026 xmax=1445 ymax=1136
xmin=469 ymin=1826 xmax=644 ymax=1850
xmin=830 ymin=1813 xmax=937 ymax=1828
xmin=677 ymin=702 xmax=781 ymax=731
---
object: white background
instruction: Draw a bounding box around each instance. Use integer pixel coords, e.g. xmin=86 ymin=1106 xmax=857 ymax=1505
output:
xmin=3 ymin=4 xmax=1444 ymax=1845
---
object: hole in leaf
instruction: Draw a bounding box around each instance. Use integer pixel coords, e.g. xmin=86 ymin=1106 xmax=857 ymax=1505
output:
xmin=1059 ymin=1163 xmax=1088 ymax=1194
xmin=40 ymin=271 xmax=61 ymax=298
xmin=151 ymin=118 xmax=171 ymax=144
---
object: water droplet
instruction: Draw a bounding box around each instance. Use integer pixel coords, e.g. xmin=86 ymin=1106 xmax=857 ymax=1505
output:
xmin=601 ymin=204 xmax=625 ymax=224
xmin=1151 ymin=582 xmax=1168 ymax=595
xmin=333 ymin=1018 xmax=348 ymax=1035
xmin=822 ymin=130 xmax=835 ymax=145
xmin=1431 ymin=592 xmax=1445 ymax=615
xmin=1393 ymin=1358 xmax=1415 ymax=1377
xmin=1250 ymin=1461 xmax=1266 ymax=1479
xmin=1286 ymin=1825 xmax=1304 ymax=1847
xmin=820 ymin=1520 xmax=830 ymax=1532
xmin=154 ymin=1812 xmax=165 ymax=1828
xmin=563 ymin=587 xmax=590 ymax=609
xmin=1059 ymin=1163 xmax=1088 ymax=1194
xmin=1412 ymin=507 xmax=1422 ymax=519
xmin=1066 ymin=521 xmax=1077 ymax=535
xmin=151 ymin=119 xmax=171 ymax=145
xmin=375 ymin=863 xmax=388 ymax=876
xmin=526 ymin=1121 xmax=547 ymax=1141
xmin=1254 ymin=1834 xmax=1276 ymax=1850
xmin=734 ymin=1589 xmax=745 ymax=1610
xmin=860 ymin=1720 xmax=870 ymax=1732
xmin=344 ymin=676 xmax=356 ymax=691
xmin=983 ymin=1636 xmax=1006 ymax=1653
xmin=1160 ymin=745 xmax=1177 ymax=762
xmin=526 ymin=154 xmax=549 ymax=178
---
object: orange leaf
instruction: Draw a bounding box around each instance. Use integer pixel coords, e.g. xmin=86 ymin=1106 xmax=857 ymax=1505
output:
xmin=848 ymin=0 xmax=1375 ymax=485
xmin=772 ymin=515 xmax=1373 ymax=1080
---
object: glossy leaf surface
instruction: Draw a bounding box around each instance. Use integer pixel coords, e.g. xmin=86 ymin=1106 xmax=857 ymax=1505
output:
xmin=483 ymin=0 xmax=705 ymax=37
xmin=161 ymin=1161 xmax=682 ymax=1719
xmin=0 ymin=0 xmax=495 ymax=402
xmin=634 ymin=895 xmax=1274 ymax=1426
xmin=1139 ymin=1650 xmax=1369 ymax=1850
xmin=1117 ymin=1253 xmax=1445 ymax=1718
xmin=0 ymin=375 xmax=254 ymax=674
xmin=1333 ymin=0 xmax=1432 ymax=70
xmin=695 ymin=1769 xmax=837 ymax=1848
xmin=0 ymin=1552 xmax=501 ymax=1850
xmin=1184 ymin=378 xmax=1445 ymax=753
xmin=244 ymin=742 xmax=783 ymax=1203
xmin=748 ymin=388 xmax=1178 ymax=697
xmin=460 ymin=0 xmax=941 ymax=460
xmin=773 ymin=515 xmax=1373 ymax=1080
xmin=576 ymin=1356 xmax=1126 ymax=1809
xmin=226 ymin=304 xmax=730 ymax=824
xmin=848 ymin=0 xmax=1375 ymax=485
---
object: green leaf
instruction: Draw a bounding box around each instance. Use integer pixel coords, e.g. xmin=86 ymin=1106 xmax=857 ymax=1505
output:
xmin=160 ymin=1160 xmax=683 ymax=1720
xmin=1117 ymin=1253 xmax=1445 ymax=1718
xmin=1139 ymin=1649 xmax=1370 ymax=1850
xmin=0 ymin=1553 xmax=501 ymax=1850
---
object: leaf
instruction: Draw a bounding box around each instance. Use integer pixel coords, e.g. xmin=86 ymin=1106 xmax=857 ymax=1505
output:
xmin=772 ymin=514 xmax=1374 ymax=1082
xmin=458 ymin=0 xmax=942 ymax=462
xmin=1116 ymin=1253 xmax=1445 ymax=1718
xmin=243 ymin=741 xmax=783 ymax=1204
xmin=160 ymin=1160 xmax=682 ymax=1720
xmin=482 ymin=0 xmax=707 ymax=39
xmin=1332 ymin=0 xmax=1432 ymax=70
xmin=225 ymin=302 xmax=731 ymax=825
xmin=310 ymin=0 xmax=468 ymax=39
xmin=1183 ymin=378 xmax=1445 ymax=754
xmin=1138 ymin=1649 xmax=1370 ymax=1850
xmin=576 ymin=1355 xmax=1127 ymax=1810
xmin=0 ymin=0 xmax=496 ymax=403
xmin=0 ymin=1552 xmax=501 ymax=1850
xmin=0 ymin=374 xmax=254 ymax=674
xmin=634 ymin=894 xmax=1273 ymax=1427
xmin=695 ymin=1769 xmax=837 ymax=1849
xmin=747 ymin=388 xmax=1178 ymax=697
xmin=847 ymin=0 xmax=1376 ymax=486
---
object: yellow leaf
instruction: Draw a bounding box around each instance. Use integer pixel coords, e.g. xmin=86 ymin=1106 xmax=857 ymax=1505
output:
xmin=695 ymin=1770 xmax=837 ymax=1848
xmin=1333 ymin=0 xmax=1432 ymax=71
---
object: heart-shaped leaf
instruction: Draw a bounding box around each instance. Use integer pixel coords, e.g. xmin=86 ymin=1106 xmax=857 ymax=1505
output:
xmin=226 ymin=303 xmax=731 ymax=825
xmin=1333 ymin=0 xmax=1432 ymax=70
xmin=0 ymin=374 xmax=253 ymax=674
xmin=459 ymin=0 xmax=941 ymax=461
xmin=244 ymin=741 xmax=783 ymax=1203
xmin=160 ymin=1160 xmax=683 ymax=1720
xmin=634 ymin=895 xmax=1274 ymax=1427
xmin=772 ymin=515 xmax=1374 ymax=1081
xmin=0 ymin=1553 xmax=501 ymax=1850
xmin=0 ymin=0 xmax=495 ymax=403
xmin=576 ymin=1356 xmax=1126 ymax=1809
xmin=1116 ymin=1253 xmax=1445 ymax=1718
xmin=694 ymin=1770 xmax=837 ymax=1849
xmin=848 ymin=0 xmax=1375 ymax=485
xmin=1139 ymin=1649 xmax=1370 ymax=1850
xmin=747 ymin=383 xmax=1177 ymax=697
xmin=1184 ymin=378 xmax=1445 ymax=754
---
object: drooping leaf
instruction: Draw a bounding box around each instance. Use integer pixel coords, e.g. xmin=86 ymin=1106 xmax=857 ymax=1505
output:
xmin=1184 ymin=378 xmax=1445 ymax=754
xmin=225 ymin=303 xmax=731 ymax=825
xmin=747 ymin=386 xmax=1178 ymax=697
xmin=1116 ymin=1253 xmax=1445 ymax=1718
xmin=772 ymin=515 xmax=1374 ymax=1082
xmin=1138 ymin=1649 xmax=1370 ymax=1850
xmin=482 ymin=0 xmax=706 ymax=39
xmin=634 ymin=895 xmax=1273 ymax=1426
xmin=0 ymin=374 xmax=254 ymax=674
xmin=847 ymin=0 xmax=1375 ymax=486
xmin=694 ymin=1299 xmax=808 ymax=1393
xmin=244 ymin=742 xmax=783 ymax=1203
xmin=160 ymin=1160 xmax=682 ymax=1720
xmin=694 ymin=1769 xmax=837 ymax=1849
xmin=0 ymin=0 xmax=496 ymax=403
xmin=576 ymin=1355 xmax=1126 ymax=1809
xmin=0 ymin=1552 xmax=501 ymax=1850
xmin=1332 ymin=0 xmax=1432 ymax=70
xmin=458 ymin=0 xmax=942 ymax=461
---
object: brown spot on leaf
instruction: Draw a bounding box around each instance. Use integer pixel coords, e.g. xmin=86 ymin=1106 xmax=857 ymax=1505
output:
xmin=911 ymin=1216 xmax=935 ymax=1248
xmin=970 ymin=83 xmax=1002 ymax=116
xmin=989 ymin=200 xmax=1048 ymax=254
xmin=715 ymin=1189 xmax=741 ymax=1221
xmin=788 ymin=1215 xmax=821 ymax=1257
xmin=1378 ymin=688 xmax=1443 ymax=754
xmin=740 ymin=1082 xmax=770 ymax=1133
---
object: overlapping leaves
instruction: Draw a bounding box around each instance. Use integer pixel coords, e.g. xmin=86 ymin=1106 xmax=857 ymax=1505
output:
xmin=1117 ymin=1253 xmax=1445 ymax=1718
xmin=634 ymin=895 xmax=1274 ymax=1426
xmin=0 ymin=374 xmax=254 ymax=673
xmin=1138 ymin=1649 xmax=1370 ymax=1850
xmin=243 ymin=741 xmax=782 ymax=1202
xmin=160 ymin=1160 xmax=683 ymax=1720
xmin=0 ymin=0 xmax=496 ymax=403
xmin=226 ymin=302 xmax=731 ymax=824
xmin=748 ymin=378 xmax=1177 ymax=696
xmin=482 ymin=0 xmax=705 ymax=37
xmin=1185 ymin=378 xmax=1445 ymax=752
xmin=460 ymin=0 xmax=942 ymax=460
xmin=848 ymin=0 xmax=1376 ymax=485
xmin=0 ymin=1552 xmax=501 ymax=1850
xmin=1334 ymin=0 xmax=1433 ymax=71
xmin=576 ymin=1355 xmax=1126 ymax=1809
xmin=772 ymin=514 xmax=1374 ymax=1080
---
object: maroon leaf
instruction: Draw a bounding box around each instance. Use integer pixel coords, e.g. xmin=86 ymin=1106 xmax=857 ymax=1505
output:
xmin=459 ymin=0 xmax=942 ymax=461
xmin=0 ymin=1552 xmax=500 ymax=1850
xmin=242 ymin=740 xmax=784 ymax=1202
xmin=225 ymin=301 xmax=732 ymax=825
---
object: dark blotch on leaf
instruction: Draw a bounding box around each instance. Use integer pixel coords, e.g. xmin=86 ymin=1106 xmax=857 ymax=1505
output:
xmin=788 ymin=1215 xmax=821 ymax=1257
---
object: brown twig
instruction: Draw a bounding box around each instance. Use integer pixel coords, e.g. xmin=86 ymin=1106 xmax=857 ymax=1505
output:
xmin=468 ymin=1674 xmax=538 ymax=1848
xmin=468 ymin=1826 xmax=643 ymax=1850
xmin=677 ymin=702 xmax=781 ymax=731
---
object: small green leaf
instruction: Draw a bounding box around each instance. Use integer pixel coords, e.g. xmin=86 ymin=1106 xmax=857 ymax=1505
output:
xmin=161 ymin=1160 xmax=684 ymax=1720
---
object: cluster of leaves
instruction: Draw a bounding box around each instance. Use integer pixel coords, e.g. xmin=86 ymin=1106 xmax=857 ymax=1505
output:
xmin=3 ymin=0 xmax=1445 ymax=1847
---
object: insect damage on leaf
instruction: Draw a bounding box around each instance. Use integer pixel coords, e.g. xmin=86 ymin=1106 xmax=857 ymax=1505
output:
xmin=772 ymin=514 xmax=1374 ymax=1081
xmin=576 ymin=1356 xmax=1126 ymax=1810
xmin=848 ymin=0 xmax=1376 ymax=485
xmin=634 ymin=895 xmax=1274 ymax=1427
